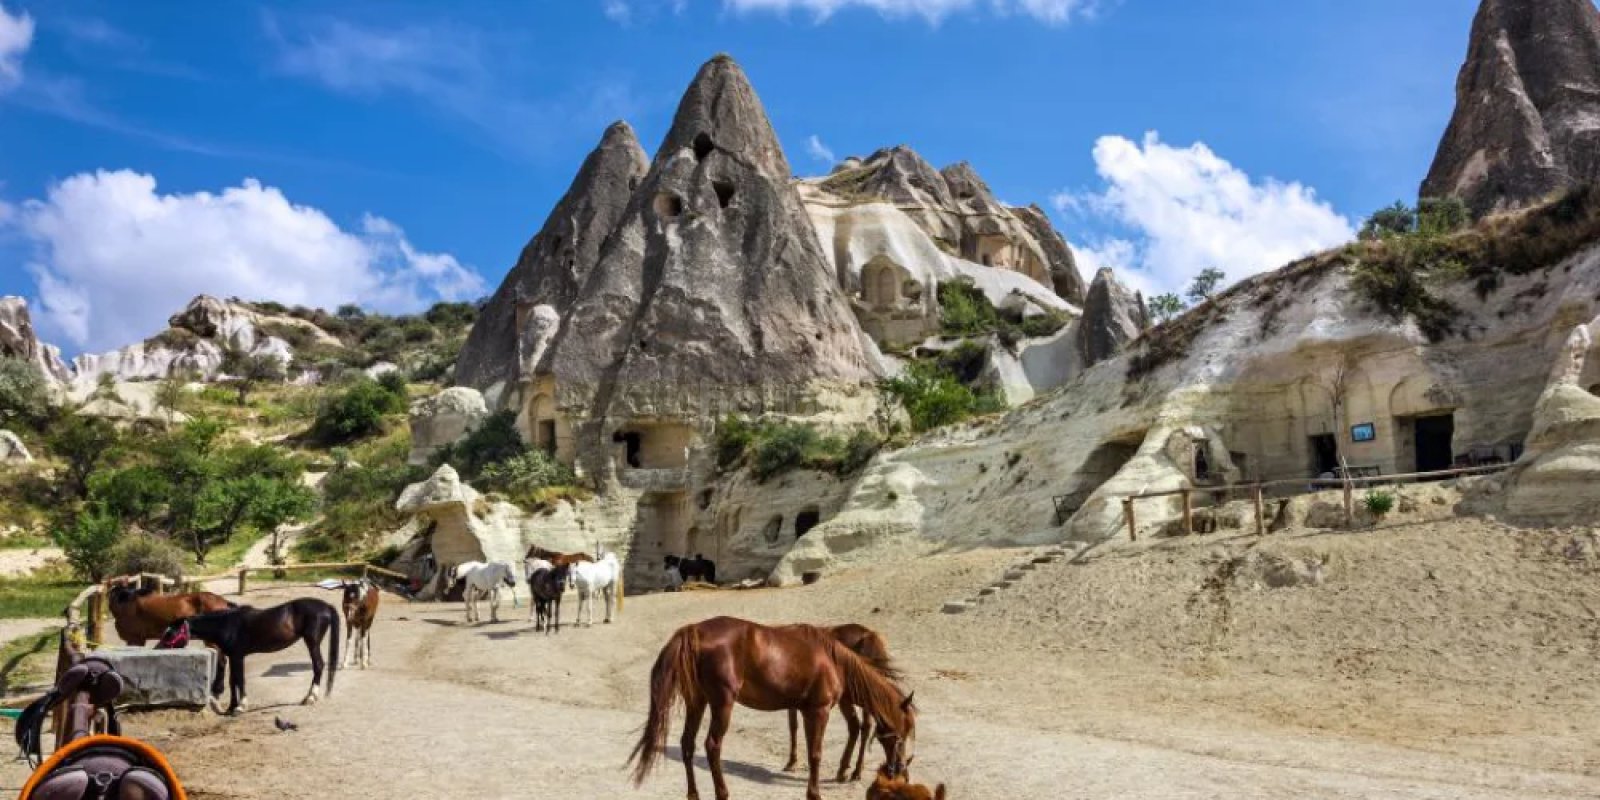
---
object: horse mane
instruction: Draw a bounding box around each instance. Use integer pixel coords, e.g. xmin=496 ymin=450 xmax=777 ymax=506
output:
xmin=819 ymin=630 xmax=909 ymax=736
xmin=849 ymin=628 xmax=902 ymax=684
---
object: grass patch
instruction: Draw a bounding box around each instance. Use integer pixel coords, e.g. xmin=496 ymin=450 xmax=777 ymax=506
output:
xmin=715 ymin=418 xmax=882 ymax=482
xmin=0 ymin=564 xmax=82 ymax=620
xmin=0 ymin=630 xmax=58 ymax=695
xmin=937 ymin=278 xmax=1071 ymax=347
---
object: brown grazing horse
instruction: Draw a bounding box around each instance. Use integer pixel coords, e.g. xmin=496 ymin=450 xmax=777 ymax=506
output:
xmin=340 ymin=579 xmax=379 ymax=669
xmin=867 ymin=762 xmax=947 ymax=800
xmin=525 ymin=544 xmax=593 ymax=568
xmin=783 ymin=623 xmax=897 ymax=782
xmin=160 ymin=598 xmax=339 ymax=715
xmin=630 ymin=616 xmax=916 ymax=800
xmin=106 ymin=582 xmax=233 ymax=646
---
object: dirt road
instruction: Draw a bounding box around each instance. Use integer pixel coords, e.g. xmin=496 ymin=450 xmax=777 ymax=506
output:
xmin=6 ymin=524 xmax=1599 ymax=799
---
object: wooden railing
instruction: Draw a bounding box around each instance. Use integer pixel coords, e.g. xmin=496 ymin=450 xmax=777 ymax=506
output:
xmin=1116 ymin=462 xmax=1514 ymax=541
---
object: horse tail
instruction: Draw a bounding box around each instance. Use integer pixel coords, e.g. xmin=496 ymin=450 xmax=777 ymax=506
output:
xmin=628 ymin=623 xmax=700 ymax=785
xmin=326 ymin=606 xmax=340 ymax=697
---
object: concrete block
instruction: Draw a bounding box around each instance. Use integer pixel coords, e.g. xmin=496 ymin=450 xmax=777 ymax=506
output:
xmin=94 ymin=647 xmax=215 ymax=709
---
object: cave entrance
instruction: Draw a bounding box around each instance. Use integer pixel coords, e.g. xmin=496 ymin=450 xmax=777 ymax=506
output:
xmin=1309 ymin=433 xmax=1339 ymax=477
xmin=795 ymin=509 xmax=821 ymax=538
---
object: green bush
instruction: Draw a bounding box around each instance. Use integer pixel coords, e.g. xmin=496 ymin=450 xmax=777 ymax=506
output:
xmin=1018 ymin=312 xmax=1071 ymax=338
xmin=715 ymin=416 xmax=760 ymax=469
xmin=751 ymin=424 xmax=818 ymax=482
xmin=1364 ymin=489 xmax=1396 ymax=520
xmin=0 ymin=358 xmax=49 ymax=429
xmin=714 ymin=417 xmax=881 ymax=481
xmin=879 ymin=361 xmax=1005 ymax=433
xmin=1418 ymin=196 xmax=1470 ymax=235
xmin=377 ymin=370 xmax=409 ymax=398
xmin=53 ymin=505 xmax=123 ymax=582
xmin=937 ymin=278 xmax=1003 ymax=338
xmin=1359 ymin=201 xmax=1417 ymax=241
xmin=311 ymin=377 xmax=407 ymax=444
xmin=439 ymin=410 xmax=526 ymax=479
xmin=105 ymin=533 xmax=186 ymax=579
xmin=477 ymin=450 xmax=576 ymax=493
xmin=423 ymin=301 xmax=478 ymax=329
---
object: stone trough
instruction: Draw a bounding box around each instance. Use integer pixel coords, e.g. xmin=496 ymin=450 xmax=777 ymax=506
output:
xmin=93 ymin=647 xmax=217 ymax=709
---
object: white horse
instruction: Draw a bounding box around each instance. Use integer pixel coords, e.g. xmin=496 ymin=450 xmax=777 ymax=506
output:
xmin=452 ymin=561 xmax=517 ymax=623
xmin=569 ymin=552 xmax=621 ymax=626
xmin=523 ymin=557 xmax=555 ymax=622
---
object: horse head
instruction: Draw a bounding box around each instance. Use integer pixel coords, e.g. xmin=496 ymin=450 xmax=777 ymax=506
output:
xmin=155 ymin=620 xmax=190 ymax=650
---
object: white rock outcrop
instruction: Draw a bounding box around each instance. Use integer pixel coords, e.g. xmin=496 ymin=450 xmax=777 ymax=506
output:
xmin=407 ymin=387 xmax=490 ymax=466
xmin=0 ymin=431 xmax=32 ymax=464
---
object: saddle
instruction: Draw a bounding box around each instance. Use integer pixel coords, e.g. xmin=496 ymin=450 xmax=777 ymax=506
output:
xmin=15 ymin=649 xmax=186 ymax=800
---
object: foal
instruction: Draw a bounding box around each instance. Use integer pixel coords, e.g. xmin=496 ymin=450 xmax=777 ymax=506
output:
xmin=867 ymin=762 xmax=947 ymax=800
xmin=340 ymin=579 xmax=379 ymax=669
xmin=161 ymin=597 xmax=339 ymax=715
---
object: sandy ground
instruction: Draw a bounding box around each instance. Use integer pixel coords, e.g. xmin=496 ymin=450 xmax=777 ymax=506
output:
xmin=4 ymin=519 xmax=1600 ymax=799
xmin=0 ymin=547 xmax=64 ymax=577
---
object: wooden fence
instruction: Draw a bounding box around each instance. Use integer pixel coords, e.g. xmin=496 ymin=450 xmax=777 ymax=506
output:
xmin=1116 ymin=462 xmax=1513 ymax=542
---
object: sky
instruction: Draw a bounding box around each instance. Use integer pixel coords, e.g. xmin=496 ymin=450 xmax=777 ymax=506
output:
xmin=0 ymin=0 xmax=1490 ymax=355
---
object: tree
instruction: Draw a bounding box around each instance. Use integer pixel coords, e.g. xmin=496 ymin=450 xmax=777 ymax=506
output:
xmin=1149 ymin=293 xmax=1187 ymax=323
xmin=311 ymin=377 xmax=407 ymax=444
xmin=1359 ymin=201 xmax=1416 ymax=240
xmin=54 ymin=504 xmax=123 ymax=582
xmin=335 ymin=304 xmax=366 ymax=320
xmin=223 ymin=350 xmax=286 ymax=406
xmin=1417 ymin=196 xmax=1470 ymax=235
xmin=1186 ymin=268 xmax=1226 ymax=305
xmin=92 ymin=372 xmax=120 ymax=402
xmin=0 ymin=357 xmax=49 ymax=427
xmin=47 ymin=415 xmax=120 ymax=500
xmin=153 ymin=371 xmax=193 ymax=424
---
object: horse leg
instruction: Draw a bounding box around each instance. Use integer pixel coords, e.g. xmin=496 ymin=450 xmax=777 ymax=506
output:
xmin=227 ymin=653 xmax=247 ymax=715
xmin=681 ymin=698 xmax=706 ymax=800
xmin=851 ymin=710 xmax=874 ymax=782
xmin=363 ymin=625 xmax=373 ymax=669
xmin=341 ymin=620 xmax=354 ymax=668
xmin=783 ymin=708 xmax=800 ymax=772
xmin=210 ymin=648 xmax=226 ymax=698
xmin=603 ymin=584 xmax=614 ymax=624
xmin=303 ymin=630 xmax=324 ymax=705
xmin=835 ymin=703 xmax=860 ymax=783
xmin=705 ymin=696 xmax=735 ymax=800
xmin=800 ymin=707 xmax=829 ymax=800
xmin=489 ymin=587 xmax=501 ymax=623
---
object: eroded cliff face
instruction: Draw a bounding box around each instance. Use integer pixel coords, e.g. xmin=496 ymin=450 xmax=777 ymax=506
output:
xmin=0 ymin=297 xmax=70 ymax=384
xmin=1422 ymin=0 xmax=1600 ymax=215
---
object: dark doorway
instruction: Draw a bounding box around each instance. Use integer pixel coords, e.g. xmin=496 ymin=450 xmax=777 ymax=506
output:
xmin=1310 ymin=434 xmax=1339 ymax=476
xmin=538 ymin=420 xmax=557 ymax=455
xmin=795 ymin=509 xmax=821 ymax=538
xmin=613 ymin=431 xmax=642 ymax=468
xmin=1414 ymin=414 xmax=1455 ymax=473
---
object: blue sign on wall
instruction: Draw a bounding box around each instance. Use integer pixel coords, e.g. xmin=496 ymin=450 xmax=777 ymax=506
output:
xmin=1351 ymin=423 xmax=1376 ymax=442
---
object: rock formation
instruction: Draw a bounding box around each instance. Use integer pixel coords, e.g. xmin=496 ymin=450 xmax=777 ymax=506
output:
xmin=407 ymin=387 xmax=489 ymax=466
xmin=1501 ymin=323 xmax=1600 ymax=522
xmin=67 ymin=296 xmax=306 ymax=390
xmin=1421 ymin=0 xmax=1600 ymax=215
xmin=454 ymin=123 xmax=649 ymax=403
xmin=0 ymin=297 xmax=70 ymax=383
xmin=1077 ymin=268 xmax=1148 ymax=367
xmin=0 ymin=430 xmax=32 ymax=464
xmin=538 ymin=54 xmax=878 ymax=476
xmin=810 ymin=146 xmax=1084 ymax=303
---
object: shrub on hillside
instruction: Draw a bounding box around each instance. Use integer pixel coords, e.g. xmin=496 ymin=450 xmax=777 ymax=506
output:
xmin=715 ymin=417 xmax=883 ymax=482
xmin=938 ymin=278 xmax=1004 ymax=338
xmin=879 ymin=361 xmax=1005 ymax=433
xmin=54 ymin=505 xmax=123 ymax=582
xmin=0 ymin=358 xmax=49 ymax=429
xmin=437 ymin=410 xmax=526 ymax=479
xmin=477 ymin=450 xmax=576 ymax=493
xmin=311 ymin=377 xmax=407 ymax=444
xmin=106 ymin=533 xmax=186 ymax=579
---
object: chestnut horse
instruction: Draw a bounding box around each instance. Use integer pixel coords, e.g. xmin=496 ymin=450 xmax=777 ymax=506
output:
xmin=629 ymin=616 xmax=917 ymax=800
xmin=524 ymin=544 xmax=593 ymax=568
xmin=783 ymin=623 xmax=898 ymax=782
xmin=867 ymin=762 xmax=947 ymax=800
xmin=106 ymin=582 xmax=233 ymax=646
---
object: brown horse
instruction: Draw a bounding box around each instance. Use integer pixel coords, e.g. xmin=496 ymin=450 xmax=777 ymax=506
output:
xmin=525 ymin=544 xmax=594 ymax=568
xmin=783 ymin=623 xmax=897 ymax=782
xmin=867 ymin=762 xmax=947 ymax=800
xmin=106 ymin=582 xmax=233 ymax=646
xmin=629 ymin=616 xmax=916 ymax=800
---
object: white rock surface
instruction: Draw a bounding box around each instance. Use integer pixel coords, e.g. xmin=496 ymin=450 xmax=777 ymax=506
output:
xmin=408 ymin=387 xmax=490 ymax=466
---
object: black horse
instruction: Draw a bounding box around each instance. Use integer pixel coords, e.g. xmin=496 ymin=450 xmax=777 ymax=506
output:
xmin=529 ymin=564 xmax=570 ymax=634
xmin=160 ymin=597 xmax=340 ymax=715
xmin=666 ymin=553 xmax=717 ymax=585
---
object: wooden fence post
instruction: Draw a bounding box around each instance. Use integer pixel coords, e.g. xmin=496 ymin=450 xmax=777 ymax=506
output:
xmin=1123 ymin=498 xmax=1138 ymax=542
xmin=237 ymin=568 xmax=248 ymax=596
xmin=1253 ymin=484 xmax=1265 ymax=536
xmin=1181 ymin=488 xmax=1193 ymax=536
xmin=87 ymin=590 xmax=103 ymax=648
xmin=616 ymin=572 xmax=624 ymax=615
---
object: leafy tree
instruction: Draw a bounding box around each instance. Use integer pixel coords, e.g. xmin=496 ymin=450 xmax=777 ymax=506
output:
xmin=153 ymin=371 xmax=193 ymax=424
xmin=47 ymin=415 xmax=120 ymax=500
xmin=93 ymin=372 xmax=120 ymax=402
xmin=54 ymin=504 xmax=123 ymax=582
xmin=1185 ymin=268 xmax=1226 ymax=305
xmin=336 ymin=304 xmax=366 ymax=320
xmin=439 ymin=411 xmax=526 ymax=479
xmin=477 ymin=450 xmax=577 ymax=493
xmin=311 ymin=377 xmax=406 ymax=444
xmin=0 ymin=357 xmax=49 ymax=427
xmin=106 ymin=533 xmax=186 ymax=579
xmin=1417 ymin=196 xmax=1471 ymax=235
xmin=376 ymin=370 xmax=409 ymax=398
xmin=222 ymin=350 xmax=286 ymax=406
xmin=1149 ymin=293 xmax=1187 ymax=323
xmin=879 ymin=362 xmax=1005 ymax=433
xmin=1359 ymin=201 xmax=1417 ymax=241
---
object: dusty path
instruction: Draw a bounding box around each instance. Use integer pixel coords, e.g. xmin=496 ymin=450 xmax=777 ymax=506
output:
xmin=4 ymin=525 xmax=1598 ymax=798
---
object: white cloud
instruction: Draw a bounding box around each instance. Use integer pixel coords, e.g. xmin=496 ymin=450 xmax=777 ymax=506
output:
xmin=603 ymin=0 xmax=634 ymax=22
xmin=0 ymin=2 xmax=35 ymax=91
xmin=805 ymin=134 xmax=836 ymax=165
xmin=724 ymin=0 xmax=1096 ymax=23
xmin=1057 ymin=132 xmax=1354 ymax=297
xmin=17 ymin=170 xmax=483 ymax=353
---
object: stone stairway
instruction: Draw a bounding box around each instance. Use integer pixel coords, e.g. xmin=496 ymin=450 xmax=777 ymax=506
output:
xmin=942 ymin=542 xmax=1088 ymax=614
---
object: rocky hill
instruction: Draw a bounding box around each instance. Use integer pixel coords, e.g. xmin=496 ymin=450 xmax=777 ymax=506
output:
xmin=1423 ymin=0 xmax=1600 ymax=215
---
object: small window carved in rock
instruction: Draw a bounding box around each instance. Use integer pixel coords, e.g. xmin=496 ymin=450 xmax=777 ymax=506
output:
xmin=653 ymin=192 xmax=684 ymax=220
xmin=795 ymin=508 xmax=821 ymax=538
xmin=713 ymin=181 xmax=735 ymax=209
xmin=693 ymin=133 xmax=715 ymax=161
xmin=762 ymin=515 xmax=784 ymax=545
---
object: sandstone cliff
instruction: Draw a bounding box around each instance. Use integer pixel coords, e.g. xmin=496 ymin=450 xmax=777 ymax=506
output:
xmin=0 ymin=297 xmax=70 ymax=383
xmin=1078 ymin=268 xmax=1148 ymax=367
xmin=1422 ymin=0 xmax=1600 ymax=215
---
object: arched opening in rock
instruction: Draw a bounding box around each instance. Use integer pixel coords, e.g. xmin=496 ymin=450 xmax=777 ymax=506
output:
xmin=612 ymin=423 xmax=693 ymax=469
xmin=795 ymin=508 xmax=821 ymax=538
xmin=628 ymin=176 xmax=639 ymax=191
xmin=653 ymin=192 xmax=684 ymax=220
xmin=698 ymin=488 xmax=714 ymax=510
xmin=762 ymin=514 xmax=784 ymax=545
xmin=1588 ymin=383 xmax=1600 ymax=396
xmin=693 ymin=133 xmax=715 ymax=161
xmin=713 ymin=181 xmax=735 ymax=209
xmin=613 ymin=431 xmax=643 ymax=468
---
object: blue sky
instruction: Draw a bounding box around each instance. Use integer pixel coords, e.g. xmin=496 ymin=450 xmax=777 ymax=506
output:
xmin=0 ymin=0 xmax=1488 ymax=354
